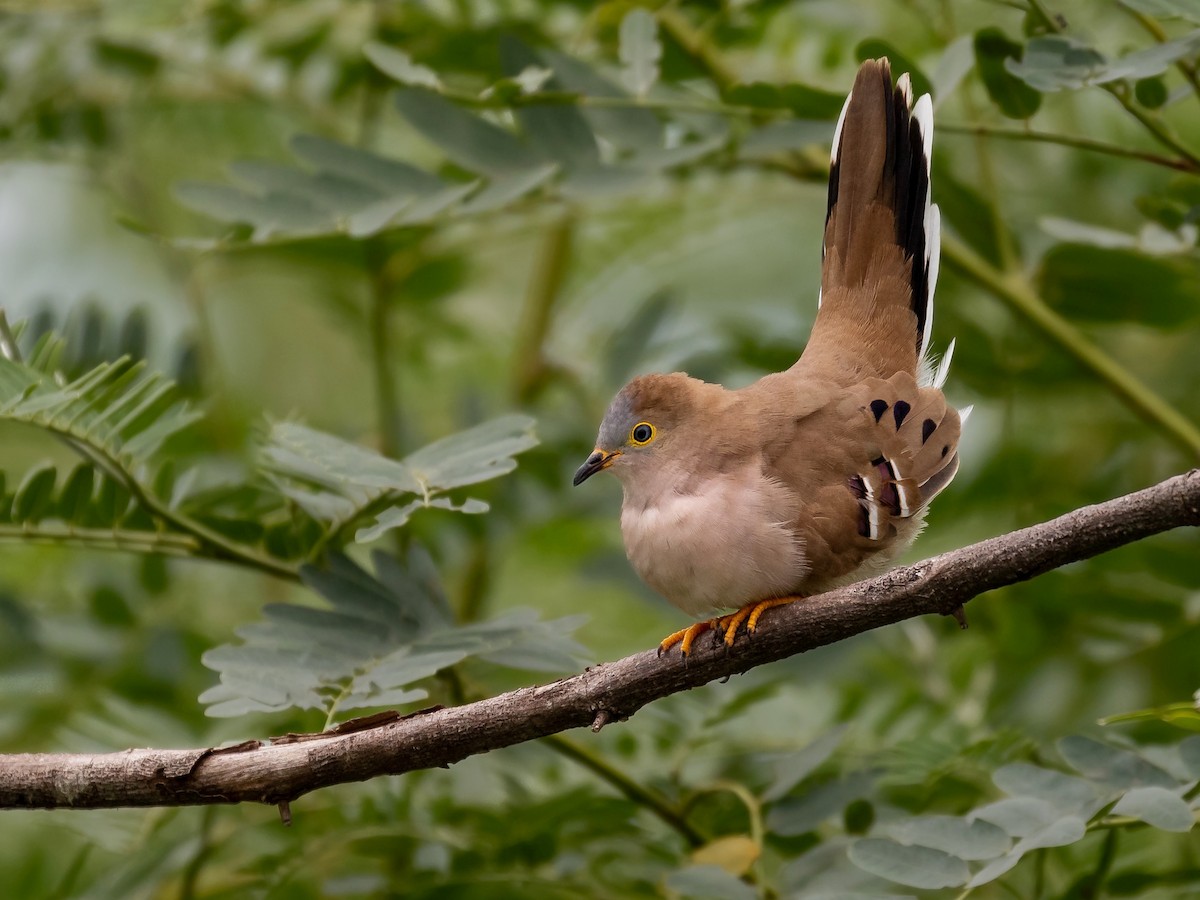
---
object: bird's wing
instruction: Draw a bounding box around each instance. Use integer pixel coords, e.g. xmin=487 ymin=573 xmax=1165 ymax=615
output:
xmin=790 ymin=58 xmax=940 ymax=387
xmin=761 ymin=372 xmax=962 ymax=587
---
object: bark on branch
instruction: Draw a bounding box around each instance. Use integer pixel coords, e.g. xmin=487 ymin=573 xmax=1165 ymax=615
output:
xmin=3 ymin=470 xmax=1199 ymax=811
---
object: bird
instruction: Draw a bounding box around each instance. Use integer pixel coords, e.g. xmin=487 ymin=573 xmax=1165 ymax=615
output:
xmin=573 ymin=58 xmax=965 ymax=657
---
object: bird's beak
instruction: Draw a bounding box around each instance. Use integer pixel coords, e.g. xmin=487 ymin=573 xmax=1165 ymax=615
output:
xmin=573 ymin=448 xmax=621 ymax=486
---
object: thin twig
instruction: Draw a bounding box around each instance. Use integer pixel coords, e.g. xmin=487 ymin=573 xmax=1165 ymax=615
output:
xmin=541 ymin=734 xmax=706 ymax=847
xmin=940 ymin=123 xmax=1199 ymax=173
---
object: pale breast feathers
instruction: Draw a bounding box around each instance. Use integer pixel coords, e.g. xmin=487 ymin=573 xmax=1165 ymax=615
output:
xmin=619 ymin=463 xmax=809 ymax=617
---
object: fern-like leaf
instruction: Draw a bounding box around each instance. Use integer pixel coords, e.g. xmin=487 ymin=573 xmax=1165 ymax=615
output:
xmin=0 ymin=332 xmax=199 ymax=472
xmin=200 ymin=550 xmax=587 ymax=719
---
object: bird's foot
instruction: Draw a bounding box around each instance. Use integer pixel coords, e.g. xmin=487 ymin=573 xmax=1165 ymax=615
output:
xmin=718 ymin=596 xmax=804 ymax=646
xmin=658 ymin=620 xmax=718 ymax=657
xmin=658 ymin=597 xmax=804 ymax=657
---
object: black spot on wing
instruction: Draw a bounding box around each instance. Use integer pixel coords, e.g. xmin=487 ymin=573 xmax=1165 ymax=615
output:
xmin=869 ymin=399 xmax=888 ymax=422
xmin=893 ymin=400 xmax=911 ymax=428
xmin=921 ymin=418 xmax=936 ymax=443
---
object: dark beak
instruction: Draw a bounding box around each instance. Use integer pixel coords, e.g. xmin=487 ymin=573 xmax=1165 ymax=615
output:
xmin=573 ymin=448 xmax=620 ymax=486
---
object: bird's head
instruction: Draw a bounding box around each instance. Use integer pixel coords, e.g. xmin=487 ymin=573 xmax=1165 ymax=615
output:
xmin=573 ymin=373 xmax=706 ymax=487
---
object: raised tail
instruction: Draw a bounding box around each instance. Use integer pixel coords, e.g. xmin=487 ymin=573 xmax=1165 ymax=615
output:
xmin=795 ymin=58 xmax=941 ymax=383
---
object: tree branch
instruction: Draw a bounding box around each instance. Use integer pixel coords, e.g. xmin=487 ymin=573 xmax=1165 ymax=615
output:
xmin=3 ymin=471 xmax=1198 ymax=811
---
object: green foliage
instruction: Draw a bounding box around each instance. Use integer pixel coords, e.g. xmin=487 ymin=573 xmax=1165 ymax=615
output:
xmin=200 ymin=551 xmax=586 ymax=719
xmin=261 ymin=414 xmax=537 ymax=544
xmin=0 ymin=329 xmax=198 ymax=471
xmin=974 ymin=28 xmax=1043 ymax=119
xmin=1007 ymin=31 xmax=1200 ymax=91
xmin=1 ymin=0 xmax=1199 ymax=898
xmin=846 ymin=736 xmax=1200 ymax=890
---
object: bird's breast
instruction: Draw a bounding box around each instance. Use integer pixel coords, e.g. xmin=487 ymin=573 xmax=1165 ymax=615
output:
xmin=619 ymin=466 xmax=809 ymax=617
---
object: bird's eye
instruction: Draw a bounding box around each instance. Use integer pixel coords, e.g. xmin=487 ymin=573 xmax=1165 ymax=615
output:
xmin=630 ymin=422 xmax=655 ymax=445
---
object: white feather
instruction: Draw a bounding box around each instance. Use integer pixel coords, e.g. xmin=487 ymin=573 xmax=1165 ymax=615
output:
xmin=920 ymin=204 xmax=941 ymax=360
xmin=933 ymin=337 xmax=956 ymax=389
xmin=830 ymin=90 xmax=852 ymax=164
xmin=912 ymin=94 xmax=934 ymax=161
xmin=897 ymin=73 xmax=913 ymax=108
xmin=959 ymin=404 xmax=974 ymax=425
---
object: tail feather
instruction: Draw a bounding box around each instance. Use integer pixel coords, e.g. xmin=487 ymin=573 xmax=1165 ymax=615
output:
xmin=800 ymin=58 xmax=941 ymax=383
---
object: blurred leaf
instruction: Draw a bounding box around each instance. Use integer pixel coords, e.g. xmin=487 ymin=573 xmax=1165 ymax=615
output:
xmin=364 ymin=42 xmax=441 ymax=89
xmin=394 ymin=88 xmax=543 ymax=176
xmin=992 ymin=762 xmax=1110 ymax=818
xmin=974 ymin=28 xmax=1042 ymax=119
xmin=848 ymin=839 xmax=968 ymax=889
xmin=1111 ymin=786 xmax=1195 ymax=831
xmin=886 ymin=815 xmax=1010 ymax=861
xmin=972 ymin=797 xmax=1062 ymax=837
xmin=665 ymin=865 xmax=758 ymax=900
xmin=1007 ymin=32 xmax=1200 ymax=91
xmin=740 ymin=120 xmax=835 ymax=157
xmin=501 ymin=37 xmax=600 ymax=169
xmin=723 ymin=81 xmax=784 ymax=110
xmin=619 ymin=8 xmax=661 ymax=98
xmin=1041 ymin=244 xmax=1200 ymax=328
xmin=538 ymin=49 xmax=663 ymax=150
xmin=762 ymin=726 xmax=846 ymax=801
xmin=1121 ymin=0 xmax=1200 ymax=22
xmin=174 ymin=182 xmax=330 ymax=234
xmin=57 ymin=464 xmax=96 ymax=524
xmin=766 ymin=774 xmax=875 ymax=835
xmin=289 ymin=134 xmax=445 ymax=196
xmin=1181 ymin=734 xmax=1200 ymax=776
xmin=227 ymin=160 xmax=380 ymax=213
xmin=780 ymin=83 xmax=849 ymax=119
xmin=1058 ymin=735 xmax=1179 ymax=790
xmin=261 ymin=415 xmax=537 ymax=546
xmin=1038 ymin=244 xmax=1200 ymax=327
xmin=458 ymin=163 xmax=557 ymax=215
xmin=12 ymin=463 xmax=56 ymax=523
xmin=1135 ymin=75 xmax=1169 ymax=108
xmin=937 ymin=168 xmax=1016 ymax=267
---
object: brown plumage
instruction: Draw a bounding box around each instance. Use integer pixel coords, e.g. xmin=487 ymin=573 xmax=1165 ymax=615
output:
xmin=574 ymin=59 xmax=964 ymax=654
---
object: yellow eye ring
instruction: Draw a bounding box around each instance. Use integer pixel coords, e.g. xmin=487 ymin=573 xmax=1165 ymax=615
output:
xmin=630 ymin=422 xmax=656 ymax=446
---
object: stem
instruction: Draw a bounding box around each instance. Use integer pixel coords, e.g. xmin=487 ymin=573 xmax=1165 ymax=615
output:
xmin=512 ymin=213 xmax=575 ymax=403
xmin=940 ymin=123 xmax=1199 ymax=173
xmin=368 ymin=249 xmax=403 ymax=459
xmin=442 ymin=85 xmax=768 ymax=119
xmin=1081 ymin=828 xmax=1119 ymax=898
xmin=178 ymin=806 xmax=217 ymax=900
xmin=0 ymin=524 xmax=200 ymax=555
xmin=941 ymin=234 xmax=1200 ymax=459
xmin=540 ymin=734 xmax=706 ymax=848
xmin=1104 ymin=81 xmax=1200 ymax=167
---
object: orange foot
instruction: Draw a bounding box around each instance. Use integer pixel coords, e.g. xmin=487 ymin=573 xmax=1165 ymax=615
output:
xmin=658 ymin=619 xmax=717 ymax=657
xmin=658 ymin=596 xmax=804 ymax=657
